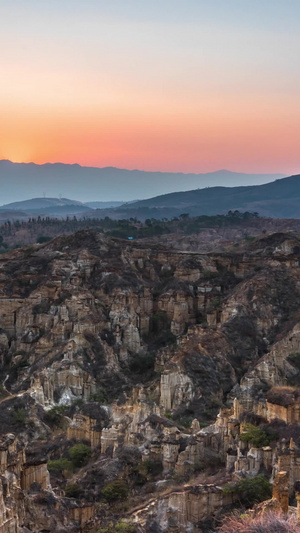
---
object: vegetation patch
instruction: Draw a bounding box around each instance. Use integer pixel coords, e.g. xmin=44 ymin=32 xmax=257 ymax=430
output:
xmin=44 ymin=405 xmax=69 ymax=427
xmin=266 ymin=386 xmax=300 ymax=407
xmin=12 ymin=407 xmax=27 ymax=425
xmin=47 ymin=458 xmax=73 ymax=474
xmin=223 ymin=475 xmax=272 ymax=507
xmin=69 ymin=443 xmax=92 ymax=467
xmin=239 ymin=423 xmax=272 ymax=448
xmin=65 ymin=483 xmax=83 ymax=498
xmin=218 ymin=512 xmax=299 ymax=533
xmin=97 ymin=522 xmax=136 ymax=533
xmin=102 ymin=480 xmax=129 ymax=503
xmin=287 ymin=352 xmax=300 ymax=370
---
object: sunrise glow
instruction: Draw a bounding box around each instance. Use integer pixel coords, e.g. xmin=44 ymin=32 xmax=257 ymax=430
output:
xmin=1 ymin=0 xmax=300 ymax=175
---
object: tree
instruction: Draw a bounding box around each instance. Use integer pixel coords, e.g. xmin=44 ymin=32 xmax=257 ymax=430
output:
xmin=223 ymin=475 xmax=272 ymax=506
xmin=102 ymin=480 xmax=129 ymax=502
xmin=239 ymin=423 xmax=271 ymax=447
xmin=69 ymin=444 xmax=91 ymax=467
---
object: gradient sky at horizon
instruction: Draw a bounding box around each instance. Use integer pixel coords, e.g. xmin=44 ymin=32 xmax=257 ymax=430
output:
xmin=1 ymin=0 xmax=300 ymax=174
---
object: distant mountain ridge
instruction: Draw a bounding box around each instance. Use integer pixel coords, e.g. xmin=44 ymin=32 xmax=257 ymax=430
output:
xmin=0 ymin=160 xmax=284 ymax=205
xmin=106 ymin=173 xmax=300 ymax=219
xmin=0 ymin=197 xmax=83 ymax=210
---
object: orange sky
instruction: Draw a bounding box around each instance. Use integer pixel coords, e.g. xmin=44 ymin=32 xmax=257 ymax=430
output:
xmin=1 ymin=1 xmax=300 ymax=175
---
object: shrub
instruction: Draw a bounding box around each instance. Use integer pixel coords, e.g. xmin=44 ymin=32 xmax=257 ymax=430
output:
xmin=47 ymin=458 xmax=73 ymax=474
xmin=239 ymin=423 xmax=271 ymax=448
xmin=202 ymin=269 xmax=219 ymax=280
xmin=264 ymin=419 xmax=300 ymax=445
xmin=12 ymin=407 xmax=27 ymax=425
xmin=266 ymin=386 xmax=299 ymax=407
xmin=164 ymin=410 xmax=194 ymax=428
xmin=65 ymin=483 xmax=82 ymax=498
xmin=69 ymin=443 xmax=91 ymax=467
xmin=44 ymin=406 xmax=68 ymax=427
xmin=173 ymin=414 xmax=194 ymax=428
xmin=89 ymin=386 xmax=108 ymax=403
xmin=138 ymin=459 xmax=163 ymax=477
xmin=98 ymin=522 xmax=136 ymax=533
xmin=207 ymin=297 xmax=220 ymax=311
xmin=36 ymin=235 xmax=51 ymax=244
xmin=218 ymin=512 xmax=300 ymax=532
xmin=223 ymin=475 xmax=272 ymax=507
xmin=287 ymin=352 xmax=300 ymax=370
xmin=129 ymin=352 xmax=156 ymax=374
xmin=102 ymin=480 xmax=129 ymax=502
xmin=239 ymin=412 xmax=266 ymax=426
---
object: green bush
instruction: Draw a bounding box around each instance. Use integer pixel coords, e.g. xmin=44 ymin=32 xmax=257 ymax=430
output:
xmin=44 ymin=406 xmax=68 ymax=427
xmin=202 ymin=269 xmax=219 ymax=280
xmin=13 ymin=408 xmax=27 ymax=425
xmin=138 ymin=459 xmax=163 ymax=477
xmin=98 ymin=522 xmax=136 ymax=533
xmin=239 ymin=423 xmax=271 ymax=447
xmin=89 ymin=386 xmax=108 ymax=403
xmin=65 ymin=483 xmax=82 ymax=498
xmin=223 ymin=475 xmax=272 ymax=506
xmin=69 ymin=443 xmax=91 ymax=467
xmin=102 ymin=480 xmax=129 ymax=502
xmin=207 ymin=297 xmax=220 ymax=311
xmin=164 ymin=411 xmax=193 ymax=428
xmin=287 ymin=352 xmax=300 ymax=370
xmin=47 ymin=458 xmax=73 ymax=474
xmin=174 ymin=415 xmax=194 ymax=428
xmin=36 ymin=235 xmax=51 ymax=244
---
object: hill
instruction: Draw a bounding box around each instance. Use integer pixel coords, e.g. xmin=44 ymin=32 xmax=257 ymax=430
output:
xmin=0 ymin=197 xmax=83 ymax=211
xmin=106 ymin=173 xmax=300 ymax=219
xmin=0 ymin=197 xmax=94 ymax=219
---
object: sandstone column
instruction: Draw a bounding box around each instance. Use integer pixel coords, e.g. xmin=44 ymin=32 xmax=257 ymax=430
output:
xmin=273 ymin=471 xmax=289 ymax=514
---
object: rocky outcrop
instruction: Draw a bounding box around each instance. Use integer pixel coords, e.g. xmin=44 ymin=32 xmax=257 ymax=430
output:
xmin=130 ymin=484 xmax=235 ymax=532
xmin=0 ymin=230 xmax=300 ymax=530
xmin=67 ymin=414 xmax=101 ymax=449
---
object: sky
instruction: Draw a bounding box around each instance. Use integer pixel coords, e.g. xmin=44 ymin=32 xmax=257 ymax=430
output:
xmin=1 ymin=0 xmax=300 ymax=175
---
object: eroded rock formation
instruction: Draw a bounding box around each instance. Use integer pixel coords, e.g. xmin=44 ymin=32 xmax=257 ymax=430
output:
xmin=0 ymin=230 xmax=300 ymax=530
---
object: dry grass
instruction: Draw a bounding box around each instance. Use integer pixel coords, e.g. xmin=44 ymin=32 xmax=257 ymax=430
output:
xmin=266 ymin=386 xmax=300 ymax=407
xmin=218 ymin=512 xmax=300 ymax=533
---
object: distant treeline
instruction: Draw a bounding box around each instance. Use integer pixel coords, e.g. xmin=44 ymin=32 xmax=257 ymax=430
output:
xmin=0 ymin=210 xmax=259 ymax=250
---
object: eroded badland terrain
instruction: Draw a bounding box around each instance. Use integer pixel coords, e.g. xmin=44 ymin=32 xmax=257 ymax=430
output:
xmin=1 ymin=228 xmax=300 ymax=531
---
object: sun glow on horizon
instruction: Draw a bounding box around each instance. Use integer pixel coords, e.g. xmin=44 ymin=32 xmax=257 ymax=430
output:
xmin=1 ymin=1 xmax=300 ymax=176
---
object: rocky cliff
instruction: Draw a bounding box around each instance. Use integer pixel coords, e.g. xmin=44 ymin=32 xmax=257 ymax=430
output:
xmin=0 ymin=230 xmax=300 ymax=531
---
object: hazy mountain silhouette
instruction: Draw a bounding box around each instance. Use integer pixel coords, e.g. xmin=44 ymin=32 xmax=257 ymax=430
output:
xmin=0 ymin=160 xmax=283 ymax=205
xmin=108 ymin=173 xmax=300 ymax=219
xmin=0 ymin=197 xmax=83 ymax=210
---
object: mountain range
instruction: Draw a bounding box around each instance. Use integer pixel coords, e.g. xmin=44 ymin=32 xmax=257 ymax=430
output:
xmin=0 ymin=160 xmax=283 ymax=205
xmin=112 ymin=172 xmax=300 ymax=219
xmin=1 ymin=164 xmax=300 ymax=220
